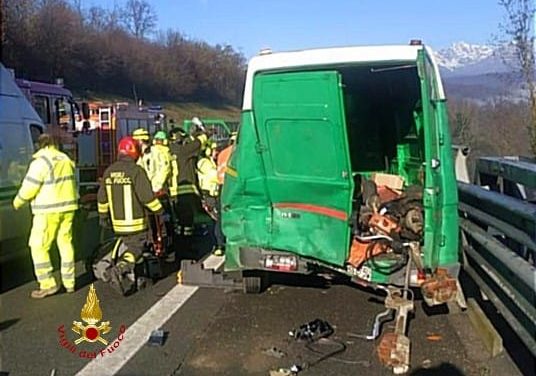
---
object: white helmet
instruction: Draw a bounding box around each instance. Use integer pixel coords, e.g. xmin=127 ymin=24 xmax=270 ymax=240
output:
xmin=191 ymin=117 xmax=203 ymax=127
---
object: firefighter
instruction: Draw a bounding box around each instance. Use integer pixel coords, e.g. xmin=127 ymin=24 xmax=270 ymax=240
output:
xmin=132 ymin=128 xmax=153 ymax=177
xmin=197 ymin=142 xmax=223 ymax=255
xmin=150 ymin=131 xmax=172 ymax=194
xmin=97 ymin=136 xmax=163 ymax=295
xmin=13 ymin=133 xmax=78 ymax=298
xmin=197 ymin=142 xmax=219 ymax=198
xmin=169 ymin=120 xmax=208 ymax=254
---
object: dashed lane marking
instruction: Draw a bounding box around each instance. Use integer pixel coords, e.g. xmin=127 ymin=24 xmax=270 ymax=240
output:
xmin=75 ymin=254 xmax=224 ymax=376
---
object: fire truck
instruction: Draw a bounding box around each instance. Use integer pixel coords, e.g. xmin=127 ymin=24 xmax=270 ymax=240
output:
xmin=75 ymin=101 xmax=164 ymax=198
xmin=14 ymin=77 xmax=164 ymax=199
xmin=15 ymin=76 xmax=80 ymax=159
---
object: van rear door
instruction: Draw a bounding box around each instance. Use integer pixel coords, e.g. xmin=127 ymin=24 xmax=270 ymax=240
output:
xmin=417 ymin=49 xmax=444 ymax=268
xmin=253 ymin=71 xmax=353 ymax=266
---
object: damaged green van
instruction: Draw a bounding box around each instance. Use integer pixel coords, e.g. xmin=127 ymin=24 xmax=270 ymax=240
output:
xmin=221 ymin=43 xmax=459 ymax=296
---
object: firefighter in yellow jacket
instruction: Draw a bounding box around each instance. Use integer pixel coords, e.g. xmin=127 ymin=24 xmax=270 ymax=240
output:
xmin=13 ymin=134 xmax=79 ymax=298
xmin=197 ymin=142 xmax=225 ymax=255
xmin=132 ymin=128 xmax=153 ymax=178
xmin=150 ymin=131 xmax=172 ymax=194
xmin=97 ymin=136 xmax=163 ymax=295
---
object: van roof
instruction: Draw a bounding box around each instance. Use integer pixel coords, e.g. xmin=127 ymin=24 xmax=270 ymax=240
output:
xmin=15 ymin=78 xmax=73 ymax=98
xmin=242 ymin=44 xmax=444 ymax=109
xmin=0 ymin=64 xmax=44 ymax=125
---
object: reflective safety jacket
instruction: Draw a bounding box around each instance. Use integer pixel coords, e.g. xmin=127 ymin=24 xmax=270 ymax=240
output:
xmin=149 ymin=144 xmax=171 ymax=193
xmin=97 ymin=156 xmax=163 ymax=235
xmin=13 ymin=146 xmax=78 ymax=214
xmin=137 ymin=145 xmax=155 ymax=180
xmin=169 ymin=134 xmax=207 ymax=196
xmin=197 ymin=157 xmax=218 ymax=197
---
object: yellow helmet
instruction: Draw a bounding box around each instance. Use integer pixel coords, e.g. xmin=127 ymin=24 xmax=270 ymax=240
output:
xmin=132 ymin=128 xmax=150 ymax=142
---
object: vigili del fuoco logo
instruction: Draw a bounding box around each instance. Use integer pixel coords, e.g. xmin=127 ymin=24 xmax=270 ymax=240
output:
xmin=57 ymin=284 xmax=127 ymax=359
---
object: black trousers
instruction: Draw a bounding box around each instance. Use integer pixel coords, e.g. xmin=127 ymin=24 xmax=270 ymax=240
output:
xmin=176 ymin=193 xmax=200 ymax=234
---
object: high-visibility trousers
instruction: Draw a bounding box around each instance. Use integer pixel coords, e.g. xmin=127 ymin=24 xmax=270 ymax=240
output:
xmin=29 ymin=211 xmax=76 ymax=290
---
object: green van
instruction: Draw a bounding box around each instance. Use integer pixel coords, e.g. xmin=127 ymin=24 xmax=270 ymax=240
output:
xmin=221 ymin=43 xmax=459 ymax=297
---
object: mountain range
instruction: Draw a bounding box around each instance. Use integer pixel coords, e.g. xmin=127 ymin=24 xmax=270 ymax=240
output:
xmin=432 ymin=42 xmax=526 ymax=102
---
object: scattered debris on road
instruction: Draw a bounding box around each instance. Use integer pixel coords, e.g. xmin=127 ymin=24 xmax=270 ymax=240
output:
xmin=147 ymin=329 xmax=168 ymax=346
xmin=426 ymin=333 xmax=443 ymax=342
xmin=262 ymin=347 xmax=287 ymax=359
xmin=269 ymin=368 xmax=294 ymax=376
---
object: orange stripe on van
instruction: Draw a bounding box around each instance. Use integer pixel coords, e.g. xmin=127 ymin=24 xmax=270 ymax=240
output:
xmin=273 ymin=203 xmax=348 ymax=221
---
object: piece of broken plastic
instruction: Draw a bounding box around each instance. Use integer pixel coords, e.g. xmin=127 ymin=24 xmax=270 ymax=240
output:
xmin=147 ymin=329 xmax=168 ymax=346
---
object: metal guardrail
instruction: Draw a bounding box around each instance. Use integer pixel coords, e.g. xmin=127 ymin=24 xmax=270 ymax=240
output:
xmin=457 ymin=157 xmax=536 ymax=356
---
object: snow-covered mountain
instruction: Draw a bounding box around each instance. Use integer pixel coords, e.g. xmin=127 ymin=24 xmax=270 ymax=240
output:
xmin=433 ymin=41 xmax=512 ymax=76
xmin=431 ymin=41 xmax=526 ymax=102
xmin=433 ymin=42 xmax=495 ymax=70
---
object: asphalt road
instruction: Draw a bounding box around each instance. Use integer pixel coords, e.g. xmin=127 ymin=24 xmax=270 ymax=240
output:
xmin=0 ymin=213 xmax=526 ymax=376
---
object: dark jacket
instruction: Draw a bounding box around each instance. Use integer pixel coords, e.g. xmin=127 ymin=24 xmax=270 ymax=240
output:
xmin=97 ymin=156 xmax=163 ymax=234
xmin=169 ymin=134 xmax=207 ymax=195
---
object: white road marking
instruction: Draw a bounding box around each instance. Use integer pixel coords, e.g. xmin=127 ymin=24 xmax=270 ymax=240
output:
xmin=76 ymin=255 xmax=225 ymax=376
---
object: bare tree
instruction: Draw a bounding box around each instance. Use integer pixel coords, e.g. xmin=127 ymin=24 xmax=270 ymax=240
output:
xmin=498 ymin=0 xmax=536 ymax=155
xmin=449 ymin=99 xmax=475 ymax=148
xmin=121 ymin=0 xmax=157 ymax=39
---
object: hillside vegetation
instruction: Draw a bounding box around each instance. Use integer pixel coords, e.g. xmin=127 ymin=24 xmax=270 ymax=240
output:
xmin=2 ymin=0 xmax=246 ymax=106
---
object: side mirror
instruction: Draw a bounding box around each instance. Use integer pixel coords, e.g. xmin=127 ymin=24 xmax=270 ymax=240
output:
xmin=81 ymin=102 xmax=90 ymax=120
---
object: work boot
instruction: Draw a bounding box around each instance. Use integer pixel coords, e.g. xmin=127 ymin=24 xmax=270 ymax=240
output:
xmin=108 ymin=263 xmax=135 ymax=296
xmin=30 ymin=285 xmax=60 ymax=299
xmin=212 ymin=247 xmax=224 ymax=256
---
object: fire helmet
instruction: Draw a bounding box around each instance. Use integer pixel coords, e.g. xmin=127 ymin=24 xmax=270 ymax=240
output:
xmin=132 ymin=128 xmax=150 ymax=142
xmin=118 ymin=136 xmax=140 ymax=160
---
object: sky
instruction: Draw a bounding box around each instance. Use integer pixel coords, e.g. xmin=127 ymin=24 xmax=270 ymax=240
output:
xmin=89 ymin=0 xmax=506 ymax=59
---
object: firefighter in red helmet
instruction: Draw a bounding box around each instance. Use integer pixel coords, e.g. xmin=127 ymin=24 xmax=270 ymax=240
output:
xmin=97 ymin=136 xmax=163 ymax=295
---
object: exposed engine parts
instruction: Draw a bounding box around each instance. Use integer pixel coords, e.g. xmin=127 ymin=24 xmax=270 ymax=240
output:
xmin=348 ymin=179 xmax=424 ymax=272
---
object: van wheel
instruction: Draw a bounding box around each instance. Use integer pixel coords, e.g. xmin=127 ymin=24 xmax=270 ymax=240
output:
xmin=243 ymin=276 xmax=262 ymax=294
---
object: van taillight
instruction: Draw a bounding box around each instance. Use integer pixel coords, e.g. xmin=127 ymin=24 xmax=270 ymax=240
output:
xmin=264 ymin=255 xmax=297 ymax=271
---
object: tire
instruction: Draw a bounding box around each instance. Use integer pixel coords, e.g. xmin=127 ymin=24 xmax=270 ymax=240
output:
xmin=243 ymin=276 xmax=262 ymax=294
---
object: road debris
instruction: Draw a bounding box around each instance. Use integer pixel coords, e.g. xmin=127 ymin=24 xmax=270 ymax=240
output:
xmin=426 ymin=333 xmax=443 ymax=342
xmin=261 ymin=347 xmax=287 ymax=359
xmin=269 ymin=368 xmax=294 ymax=376
xmin=147 ymin=329 xmax=168 ymax=346
xmin=421 ymin=268 xmax=458 ymax=306
xmin=421 ymin=359 xmax=433 ymax=368
xmin=289 ymin=319 xmax=334 ymax=342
